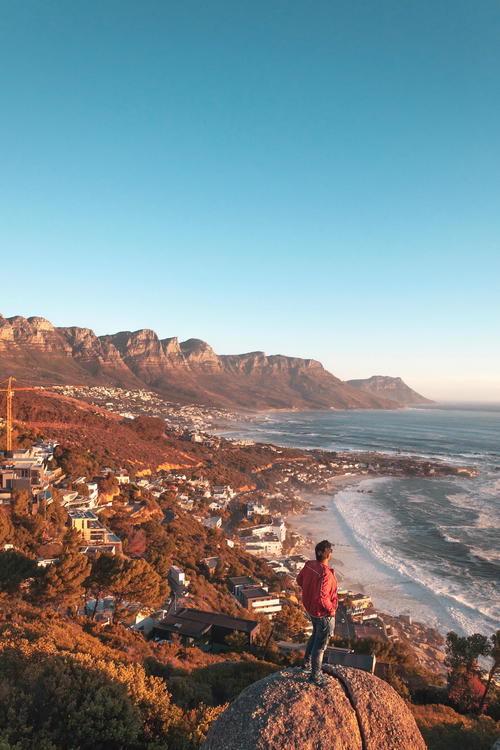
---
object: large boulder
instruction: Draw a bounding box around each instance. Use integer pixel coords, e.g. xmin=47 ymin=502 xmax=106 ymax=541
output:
xmin=202 ymin=666 xmax=427 ymax=750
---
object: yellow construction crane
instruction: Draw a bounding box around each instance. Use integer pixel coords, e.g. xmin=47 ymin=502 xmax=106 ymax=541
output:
xmin=0 ymin=377 xmax=85 ymax=451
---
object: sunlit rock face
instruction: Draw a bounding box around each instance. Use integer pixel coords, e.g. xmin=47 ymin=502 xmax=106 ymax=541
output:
xmin=202 ymin=666 xmax=427 ymax=750
xmin=0 ymin=314 xmax=403 ymax=409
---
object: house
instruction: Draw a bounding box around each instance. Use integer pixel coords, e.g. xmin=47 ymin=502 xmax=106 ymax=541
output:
xmin=243 ymin=535 xmax=282 ymax=556
xmin=168 ymin=565 xmax=190 ymax=595
xmin=346 ymin=594 xmax=373 ymax=617
xmin=150 ymin=607 xmax=260 ymax=646
xmin=0 ymin=457 xmax=47 ymax=492
xmin=246 ymin=502 xmax=268 ymax=519
xmin=229 ymin=576 xmax=282 ymax=619
xmin=228 ymin=575 xmax=258 ymax=596
xmin=200 ymin=557 xmax=221 ymax=577
xmin=67 ymin=509 xmax=123 ymax=554
xmin=202 ymin=516 xmax=222 ymax=530
xmin=239 ymin=586 xmax=282 ymax=618
xmin=115 ymin=471 xmax=130 ymax=485
xmin=353 ymin=623 xmax=389 ymax=641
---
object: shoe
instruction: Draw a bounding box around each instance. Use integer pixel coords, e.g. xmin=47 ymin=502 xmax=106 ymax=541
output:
xmin=308 ymin=674 xmax=329 ymax=687
xmin=301 ymin=662 xmax=312 ymax=674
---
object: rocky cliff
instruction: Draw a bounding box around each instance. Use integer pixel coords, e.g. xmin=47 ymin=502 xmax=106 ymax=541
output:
xmin=0 ymin=314 xmax=403 ymax=410
xmin=202 ymin=666 xmax=427 ymax=750
xmin=347 ymin=375 xmax=434 ymax=405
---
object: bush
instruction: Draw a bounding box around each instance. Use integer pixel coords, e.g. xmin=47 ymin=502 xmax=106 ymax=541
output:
xmin=412 ymin=704 xmax=500 ymax=750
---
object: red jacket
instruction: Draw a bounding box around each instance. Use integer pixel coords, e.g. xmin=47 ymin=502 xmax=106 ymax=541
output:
xmin=296 ymin=560 xmax=338 ymax=617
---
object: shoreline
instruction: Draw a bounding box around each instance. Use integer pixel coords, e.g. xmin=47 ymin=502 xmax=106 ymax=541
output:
xmin=284 ymin=472 xmax=495 ymax=639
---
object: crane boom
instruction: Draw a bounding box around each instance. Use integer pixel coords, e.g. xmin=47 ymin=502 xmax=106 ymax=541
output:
xmin=0 ymin=377 xmax=85 ymax=451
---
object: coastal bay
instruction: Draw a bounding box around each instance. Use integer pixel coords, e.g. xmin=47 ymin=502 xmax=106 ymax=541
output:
xmin=222 ymin=405 xmax=500 ymax=638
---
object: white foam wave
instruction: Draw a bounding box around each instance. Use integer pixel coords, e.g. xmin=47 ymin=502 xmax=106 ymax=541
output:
xmin=334 ymin=487 xmax=500 ymax=632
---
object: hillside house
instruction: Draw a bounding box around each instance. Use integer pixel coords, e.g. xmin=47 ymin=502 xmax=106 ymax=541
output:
xmin=239 ymin=586 xmax=282 ymax=618
xmin=67 ymin=509 xmax=123 ymax=554
xmin=150 ymin=607 xmax=260 ymax=647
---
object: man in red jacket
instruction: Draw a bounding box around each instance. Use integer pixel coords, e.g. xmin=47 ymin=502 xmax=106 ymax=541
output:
xmin=296 ymin=539 xmax=338 ymax=687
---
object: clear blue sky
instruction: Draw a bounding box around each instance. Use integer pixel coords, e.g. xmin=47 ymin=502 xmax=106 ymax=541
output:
xmin=1 ymin=1 xmax=499 ymax=400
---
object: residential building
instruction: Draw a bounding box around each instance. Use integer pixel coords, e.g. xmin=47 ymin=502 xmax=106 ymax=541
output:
xmin=150 ymin=607 xmax=260 ymax=647
xmin=202 ymin=516 xmax=222 ymax=529
xmin=228 ymin=575 xmax=259 ymax=596
xmin=200 ymin=557 xmax=221 ymax=577
xmin=67 ymin=509 xmax=123 ymax=554
xmin=168 ymin=565 xmax=190 ymax=595
xmin=239 ymin=586 xmax=282 ymax=618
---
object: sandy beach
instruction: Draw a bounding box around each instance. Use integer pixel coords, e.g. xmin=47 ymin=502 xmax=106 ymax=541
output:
xmin=287 ymin=474 xmax=492 ymax=636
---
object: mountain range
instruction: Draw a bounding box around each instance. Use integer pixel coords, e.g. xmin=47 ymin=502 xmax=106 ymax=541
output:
xmin=0 ymin=315 xmax=432 ymax=410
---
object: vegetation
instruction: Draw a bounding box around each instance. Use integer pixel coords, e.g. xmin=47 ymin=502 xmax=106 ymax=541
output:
xmin=412 ymin=704 xmax=499 ymax=750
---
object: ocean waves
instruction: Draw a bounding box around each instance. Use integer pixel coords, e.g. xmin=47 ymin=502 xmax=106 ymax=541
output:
xmin=334 ymin=477 xmax=500 ymax=634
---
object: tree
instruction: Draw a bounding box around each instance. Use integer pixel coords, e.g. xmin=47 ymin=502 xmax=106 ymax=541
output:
xmin=224 ymin=631 xmax=247 ymax=653
xmin=445 ymin=632 xmax=490 ymax=684
xmin=142 ymin=520 xmax=175 ymax=576
xmin=109 ymin=558 xmax=165 ymax=623
xmin=449 ymin=672 xmax=486 ymax=714
xmin=85 ymin=552 xmax=125 ymax=619
xmin=34 ymin=530 xmax=90 ymax=613
xmin=10 ymin=489 xmax=31 ymax=517
xmin=479 ymin=630 xmax=500 ymax=714
xmin=47 ymin=497 xmax=68 ymax=534
xmin=0 ymin=549 xmax=38 ymax=595
xmin=273 ymin=603 xmax=309 ymax=641
xmin=126 ymin=528 xmax=147 ymax=558
xmin=0 ymin=509 xmax=13 ymax=546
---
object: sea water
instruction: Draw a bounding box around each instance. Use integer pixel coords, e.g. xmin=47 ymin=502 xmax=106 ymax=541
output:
xmin=220 ymin=404 xmax=500 ymax=636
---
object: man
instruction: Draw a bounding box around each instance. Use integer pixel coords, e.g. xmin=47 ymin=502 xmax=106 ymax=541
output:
xmin=296 ymin=539 xmax=338 ymax=687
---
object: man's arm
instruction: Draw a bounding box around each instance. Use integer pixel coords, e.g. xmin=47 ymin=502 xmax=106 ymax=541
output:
xmin=296 ymin=565 xmax=305 ymax=589
xmin=329 ymin=569 xmax=338 ymax=612
xmin=320 ymin=569 xmax=336 ymax=616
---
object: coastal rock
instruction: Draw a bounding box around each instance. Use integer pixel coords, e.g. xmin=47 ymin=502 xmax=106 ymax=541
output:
xmin=347 ymin=375 xmax=433 ymax=405
xmin=202 ymin=667 xmax=426 ymax=750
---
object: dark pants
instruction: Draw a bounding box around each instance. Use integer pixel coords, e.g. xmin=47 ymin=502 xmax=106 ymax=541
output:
xmin=304 ymin=615 xmax=335 ymax=677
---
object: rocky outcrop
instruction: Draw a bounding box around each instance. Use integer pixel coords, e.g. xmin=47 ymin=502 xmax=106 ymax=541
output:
xmin=0 ymin=315 xmax=70 ymax=353
xmin=202 ymin=666 xmax=427 ymax=750
xmin=347 ymin=375 xmax=434 ymax=405
xmin=0 ymin=314 xmax=403 ymax=410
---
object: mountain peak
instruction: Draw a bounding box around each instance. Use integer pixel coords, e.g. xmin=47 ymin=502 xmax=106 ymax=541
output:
xmin=347 ymin=376 xmax=433 ymax=405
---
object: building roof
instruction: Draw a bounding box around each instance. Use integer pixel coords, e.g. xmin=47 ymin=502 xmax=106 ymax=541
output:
xmin=154 ymin=615 xmax=211 ymax=639
xmin=176 ymin=607 xmax=260 ymax=634
xmin=240 ymin=586 xmax=275 ymax=602
xmin=67 ymin=508 xmax=98 ymax=520
xmin=228 ymin=575 xmax=256 ymax=587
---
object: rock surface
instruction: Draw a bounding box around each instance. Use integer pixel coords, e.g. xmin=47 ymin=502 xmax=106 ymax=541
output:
xmin=202 ymin=667 xmax=427 ymax=750
xmin=347 ymin=375 xmax=433 ymax=405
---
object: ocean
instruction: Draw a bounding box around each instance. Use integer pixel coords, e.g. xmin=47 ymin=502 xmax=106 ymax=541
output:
xmin=220 ymin=404 xmax=500 ymax=637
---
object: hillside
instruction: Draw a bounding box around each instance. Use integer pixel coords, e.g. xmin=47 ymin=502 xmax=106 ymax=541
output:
xmin=347 ymin=376 xmax=434 ymax=405
xmin=0 ymin=314 xmax=400 ymax=410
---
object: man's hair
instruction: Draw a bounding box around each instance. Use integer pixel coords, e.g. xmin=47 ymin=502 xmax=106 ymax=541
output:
xmin=315 ymin=539 xmax=333 ymax=562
